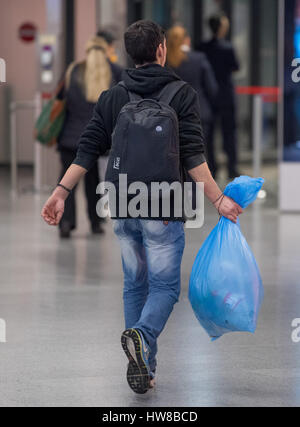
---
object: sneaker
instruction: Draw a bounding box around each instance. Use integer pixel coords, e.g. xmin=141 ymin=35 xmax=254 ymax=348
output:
xmin=121 ymin=328 xmax=151 ymax=394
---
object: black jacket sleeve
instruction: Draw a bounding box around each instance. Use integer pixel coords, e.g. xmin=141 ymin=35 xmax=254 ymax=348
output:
xmin=229 ymin=46 xmax=240 ymax=72
xmin=73 ymin=91 xmax=111 ymax=170
xmin=172 ymin=85 xmax=206 ymax=171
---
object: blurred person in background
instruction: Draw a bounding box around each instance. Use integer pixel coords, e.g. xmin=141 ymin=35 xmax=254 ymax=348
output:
xmin=167 ymin=25 xmax=218 ymax=141
xmin=198 ymin=13 xmax=240 ymax=179
xmin=56 ymin=36 xmax=122 ymax=238
xmin=97 ymin=27 xmax=123 ymax=69
xmin=96 ymin=27 xmax=124 ymax=182
xmin=167 ymin=25 xmax=218 ymax=178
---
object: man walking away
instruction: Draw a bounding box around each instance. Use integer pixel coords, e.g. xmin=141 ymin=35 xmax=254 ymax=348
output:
xmin=41 ymin=20 xmax=242 ymax=394
xmin=198 ymin=13 xmax=240 ymax=179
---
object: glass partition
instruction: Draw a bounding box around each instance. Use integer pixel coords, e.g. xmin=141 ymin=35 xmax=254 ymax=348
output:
xmin=283 ymin=0 xmax=300 ymax=161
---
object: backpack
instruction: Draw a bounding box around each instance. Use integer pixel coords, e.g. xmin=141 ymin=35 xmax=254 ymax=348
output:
xmin=105 ymin=80 xmax=187 ymax=187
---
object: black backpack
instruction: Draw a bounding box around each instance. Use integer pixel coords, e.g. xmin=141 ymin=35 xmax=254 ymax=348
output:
xmin=105 ymin=80 xmax=187 ymax=187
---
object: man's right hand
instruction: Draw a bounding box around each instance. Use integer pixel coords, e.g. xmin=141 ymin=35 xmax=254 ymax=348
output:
xmin=188 ymin=163 xmax=243 ymax=224
xmin=41 ymin=194 xmax=65 ymax=226
xmin=215 ymin=195 xmax=243 ymax=224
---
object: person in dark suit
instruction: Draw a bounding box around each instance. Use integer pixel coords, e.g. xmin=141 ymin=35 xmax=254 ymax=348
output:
xmin=198 ymin=13 xmax=240 ymax=179
xmin=167 ymin=25 xmax=218 ymax=209
xmin=167 ymin=25 xmax=218 ymax=146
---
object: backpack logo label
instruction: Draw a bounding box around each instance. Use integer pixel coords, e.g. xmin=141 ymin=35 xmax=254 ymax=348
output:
xmin=113 ymin=157 xmax=121 ymax=170
xmin=156 ymin=125 xmax=163 ymax=133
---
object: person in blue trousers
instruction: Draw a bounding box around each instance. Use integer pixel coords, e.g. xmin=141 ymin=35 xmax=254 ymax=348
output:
xmin=41 ymin=20 xmax=242 ymax=394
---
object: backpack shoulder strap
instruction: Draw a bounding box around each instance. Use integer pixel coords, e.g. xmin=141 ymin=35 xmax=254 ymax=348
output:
xmin=118 ymin=81 xmax=142 ymax=102
xmin=158 ymin=80 xmax=188 ymax=105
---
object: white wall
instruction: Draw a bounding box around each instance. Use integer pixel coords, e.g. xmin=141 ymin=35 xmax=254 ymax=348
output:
xmin=97 ymin=0 xmax=127 ymax=66
xmin=0 ymin=0 xmax=47 ymax=164
xmin=280 ymin=163 xmax=300 ymax=212
xmin=75 ymin=0 xmax=97 ymax=61
xmin=0 ymin=0 xmax=103 ymax=165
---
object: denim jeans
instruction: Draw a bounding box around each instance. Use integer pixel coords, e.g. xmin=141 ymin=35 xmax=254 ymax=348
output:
xmin=114 ymin=219 xmax=185 ymax=373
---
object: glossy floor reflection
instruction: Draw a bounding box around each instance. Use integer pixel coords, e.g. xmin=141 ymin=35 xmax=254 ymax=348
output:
xmin=0 ymin=168 xmax=300 ymax=407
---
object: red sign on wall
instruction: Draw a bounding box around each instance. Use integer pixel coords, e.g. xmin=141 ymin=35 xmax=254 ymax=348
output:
xmin=18 ymin=23 xmax=37 ymax=43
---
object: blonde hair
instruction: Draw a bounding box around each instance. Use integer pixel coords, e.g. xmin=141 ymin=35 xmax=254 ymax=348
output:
xmin=167 ymin=26 xmax=188 ymax=68
xmin=84 ymin=36 xmax=112 ymax=103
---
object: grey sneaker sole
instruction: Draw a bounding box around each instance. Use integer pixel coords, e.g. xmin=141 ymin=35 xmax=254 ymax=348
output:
xmin=121 ymin=329 xmax=150 ymax=394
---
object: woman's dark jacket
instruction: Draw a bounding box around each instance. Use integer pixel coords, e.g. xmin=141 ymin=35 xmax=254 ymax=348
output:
xmin=57 ymin=60 xmax=122 ymax=152
xmin=169 ymin=51 xmax=218 ymax=124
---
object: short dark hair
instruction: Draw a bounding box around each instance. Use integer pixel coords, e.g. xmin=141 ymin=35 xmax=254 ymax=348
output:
xmin=208 ymin=13 xmax=227 ymax=35
xmin=97 ymin=29 xmax=116 ymax=46
xmin=124 ymin=20 xmax=166 ymax=65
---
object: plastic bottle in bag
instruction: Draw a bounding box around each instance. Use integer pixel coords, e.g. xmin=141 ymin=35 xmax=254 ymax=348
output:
xmin=189 ymin=176 xmax=264 ymax=340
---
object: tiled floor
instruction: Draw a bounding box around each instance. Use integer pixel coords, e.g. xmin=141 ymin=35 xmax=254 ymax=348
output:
xmin=0 ymin=166 xmax=300 ymax=407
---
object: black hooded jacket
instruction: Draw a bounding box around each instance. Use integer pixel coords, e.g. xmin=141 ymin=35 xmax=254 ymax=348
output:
xmin=73 ymin=64 xmax=206 ymax=172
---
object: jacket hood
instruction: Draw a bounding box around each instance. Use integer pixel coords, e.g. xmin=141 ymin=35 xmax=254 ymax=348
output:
xmin=122 ymin=64 xmax=180 ymax=96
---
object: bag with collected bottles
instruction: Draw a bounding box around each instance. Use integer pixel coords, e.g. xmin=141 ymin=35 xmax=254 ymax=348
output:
xmin=189 ymin=176 xmax=264 ymax=341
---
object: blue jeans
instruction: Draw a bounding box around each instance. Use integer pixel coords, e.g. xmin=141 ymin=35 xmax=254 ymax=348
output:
xmin=114 ymin=219 xmax=185 ymax=373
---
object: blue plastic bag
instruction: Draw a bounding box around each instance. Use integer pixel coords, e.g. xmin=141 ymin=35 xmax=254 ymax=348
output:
xmin=189 ymin=176 xmax=264 ymax=341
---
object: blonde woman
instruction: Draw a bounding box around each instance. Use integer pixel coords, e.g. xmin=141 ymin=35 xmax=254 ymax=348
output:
xmin=56 ymin=36 xmax=122 ymax=238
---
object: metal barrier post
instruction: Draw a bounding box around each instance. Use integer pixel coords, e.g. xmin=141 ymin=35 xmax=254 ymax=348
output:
xmin=253 ymin=94 xmax=263 ymax=178
xmin=9 ymin=100 xmax=37 ymax=196
xmin=34 ymin=93 xmax=42 ymax=193
xmin=10 ymin=102 xmax=18 ymax=197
